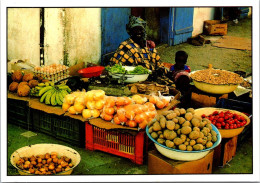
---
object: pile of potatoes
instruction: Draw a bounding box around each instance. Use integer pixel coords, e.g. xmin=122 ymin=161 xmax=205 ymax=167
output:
xmin=15 ymin=152 xmax=74 ymax=175
xmin=148 ymin=108 xmax=218 ymax=151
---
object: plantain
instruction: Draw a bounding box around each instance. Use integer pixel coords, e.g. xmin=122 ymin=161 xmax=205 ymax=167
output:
xmin=40 ymin=88 xmax=54 ymax=103
xmin=60 ymin=89 xmax=69 ymax=98
xmin=38 ymin=83 xmax=46 ymax=87
xmin=51 ymin=90 xmax=58 ymax=106
xmin=45 ymin=89 xmax=55 ymax=105
xmin=39 ymin=86 xmax=53 ymax=96
xmin=57 ymin=85 xmax=71 ymax=93
xmin=55 ymin=90 xmax=63 ymax=106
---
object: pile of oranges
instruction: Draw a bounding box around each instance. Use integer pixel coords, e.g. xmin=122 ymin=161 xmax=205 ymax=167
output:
xmin=62 ymin=90 xmax=170 ymax=129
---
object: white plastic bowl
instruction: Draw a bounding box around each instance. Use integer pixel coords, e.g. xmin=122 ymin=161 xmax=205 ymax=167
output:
xmin=10 ymin=143 xmax=81 ymax=175
xmin=146 ymin=124 xmax=222 ymax=161
xmin=109 ymin=66 xmax=151 ymax=83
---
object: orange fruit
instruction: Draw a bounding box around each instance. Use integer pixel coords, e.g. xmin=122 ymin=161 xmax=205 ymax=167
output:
xmin=68 ymin=106 xmax=77 ymax=115
xmin=93 ymin=90 xmax=105 ymax=101
xmin=104 ymin=107 xmax=115 ymax=115
xmin=105 ymin=97 xmax=116 ymax=107
xmin=149 ymin=95 xmax=158 ymax=104
xmin=128 ymin=120 xmax=137 ymax=128
xmin=138 ymin=120 xmax=148 ymax=129
xmin=74 ymin=103 xmax=85 ymax=113
xmin=118 ymin=112 xmax=128 ymax=122
xmin=86 ymin=101 xmax=96 ymax=109
xmin=113 ymin=115 xmax=121 ymax=125
xmin=161 ymin=98 xmax=169 ymax=107
xmin=145 ymin=102 xmax=156 ymax=111
xmin=135 ymin=113 xmax=145 ymax=124
xmin=134 ymin=106 xmax=143 ymax=114
xmin=62 ymin=102 xmax=71 ymax=112
xmin=82 ymin=109 xmax=92 ymax=119
xmin=103 ymin=113 xmax=113 ymax=121
xmin=116 ymin=97 xmax=125 ymax=106
xmin=124 ymin=97 xmax=132 ymax=105
xmin=156 ymin=100 xmax=165 ymax=109
xmin=95 ymin=100 xmax=105 ymax=110
xmin=91 ymin=109 xmax=101 ymax=118
xmin=125 ymin=110 xmax=136 ymax=120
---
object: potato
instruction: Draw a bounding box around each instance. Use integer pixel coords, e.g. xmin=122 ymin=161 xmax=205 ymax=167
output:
xmin=182 ymin=121 xmax=191 ymax=127
xmin=165 ymin=140 xmax=174 ymax=148
xmin=160 ymin=116 xmax=167 ymax=128
xmin=172 ymin=118 xmax=178 ymax=123
xmin=180 ymin=126 xmax=192 ymax=135
xmin=199 ymin=132 xmax=204 ymax=138
xmin=193 ymin=144 xmax=204 ymax=151
xmin=177 ymin=117 xmax=185 ymax=125
xmin=211 ymin=130 xmax=217 ymax=137
xmin=186 ymin=145 xmax=193 ymax=151
xmin=161 ymin=110 xmax=172 ymax=116
xmin=173 ymin=109 xmax=180 ymax=116
xmin=196 ymin=137 xmax=203 ymax=144
xmin=157 ymin=131 xmax=162 ymax=135
xmin=163 ymin=129 xmax=177 ymax=140
xmin=166 ymin=112 xmax=177 ymax=120
xmin=180 ymin=134 xmax=187 ymax=142
xmin=159 ymin=134 xmax=164 ymax=139
xmin=173 ymin=138 xmax=183 ymax=146
xmin=153 ymin=122 xmax=162 ymax=131
xmin=157 ymin=138 xmax=165 ymax=144
xmin=185 ymin=112 xmax=193 ymax=121
xmin=193 ymin=127 xmax=200 ymax=132
xmin=177 ymin=129 xmax=181 ymax=135
xmin=178 ymin=144 xmax=187 ymax=151
xmin=206 ymin=141 xmax=213 ymax=148
xmin=166 ymin=121 xmax=175 ymax=130
xmin=148 ymin=126 xmax=153 ymax=134
xmin=151 ymin=132 xmax=158 ymax=139
xmin=186 ymin=108 xmax=195 ymax=114
xmin=207 ymin=136 xmax=212 ymax=142
xmin=189 ymin=131 xmax=200 ymax=140
xmin=148 ymin=119 xmax=155 ymax=127
xmin=174 ymin=123 xmax=180 ymax=130
xmin=179 ymin=108 xmax=186 ymax=115
xmin=191 ymin=118 xmax=201 ymax=127
xmin=184 ymin=141 xmax=189 ymax=146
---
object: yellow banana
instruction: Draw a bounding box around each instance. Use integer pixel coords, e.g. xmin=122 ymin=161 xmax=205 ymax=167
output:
xmin=45 ymin=89 xmax=55 ymax=105
xmin=55 ymin=91 xmax=63 ymax=106
xmin=51 ymin=90 xmax=57 ymax=106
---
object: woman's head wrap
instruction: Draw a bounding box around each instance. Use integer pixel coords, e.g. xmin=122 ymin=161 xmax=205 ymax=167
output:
xmin=126 ymin=15 xmax=147 ymax=35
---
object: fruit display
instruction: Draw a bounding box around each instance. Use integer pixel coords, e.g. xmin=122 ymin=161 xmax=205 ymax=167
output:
xmin=38 ymin=83 xmax=71 ymax=106
xmin=148 ymin=95 xmax=170 ymax=109
xmin=15 ymin=152 xmax=74 ymax=175
xmin=34 ymin=64 xmax=69 ymax=83
xmin=148 ymin=108 xmax=218 ymax=151
xmin=201 ymin=110 xmax=248 ymax=129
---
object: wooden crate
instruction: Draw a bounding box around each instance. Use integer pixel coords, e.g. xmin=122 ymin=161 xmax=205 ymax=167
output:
xmin=148 ymin=149 xmax=214 ymax=174
xmin=213 ymin=136 xmax=238 ymax=168
xmin=204 ymin=20 xmax=227 ymax=35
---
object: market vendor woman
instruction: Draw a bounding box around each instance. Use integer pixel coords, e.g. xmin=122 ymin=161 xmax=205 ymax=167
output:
xmin=110 ymin=15 xmax=170 ymax=83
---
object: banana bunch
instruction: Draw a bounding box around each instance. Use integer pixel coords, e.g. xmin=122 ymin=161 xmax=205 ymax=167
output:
xmin=39 ymin=84 xmax=71 ymax=106
xmin=30 ymin=82 xmax=54 ymax=97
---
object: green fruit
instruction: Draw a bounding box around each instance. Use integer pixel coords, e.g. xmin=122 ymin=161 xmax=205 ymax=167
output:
xmin=40 ymin=88 xmax=54 ymax=103
xmin=55 ymin=91 xmax=63 ymax=106
xmin=38 ymin=83 xmax=45 ymax=87
xmin=38 ymin=86 xmax=53 ymax=96
xmin=45 ymin=89 xmax=55 ymax=105
xmin=60 ymin=90 xmax=69 ymax=97
xmin=51 ymin=91 xmax=57 ymax=106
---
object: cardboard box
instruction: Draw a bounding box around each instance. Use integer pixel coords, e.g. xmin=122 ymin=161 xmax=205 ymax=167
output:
xmin=148 ymin=149 xmax=214 ymax=174
xmin=204 ymin=20 xmax=227 ymax=35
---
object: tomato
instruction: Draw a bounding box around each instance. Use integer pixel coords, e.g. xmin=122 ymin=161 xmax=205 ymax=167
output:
xmin=217 ymin=118 xmax=224 ymax=123
xmin=233 ymin=124 xmax=237 ymax=128
xmin=225 ymin=125 xmax=229 ymax=129
xmin=201 ymin=114 xmax=206 ymax=118
xmin=224 ymin=116 xmax=229 ymax=120
xmin=213 ymin=111 xmax=219 ymax=115
xmin=211 ymin=121 xmax=216 ymax=125
xmin=217 ymin=126 xmax=221 ymax=129
xmin=237 ymin=124 xmax=241 ymax=128
xmin=221 ymin=122 xmax=225 ymax=126
xmin=209 ymin=116 xmax=214 ymax=121
xmin=240 ymin=116 xmax=245 ymax=121
xmin=230 ymin=126 xmax=234 ymax=129
xmin=229 ymin=114 xmax=234 ymax=118
xmin=219 ymin=112 xmax=224 ymax=118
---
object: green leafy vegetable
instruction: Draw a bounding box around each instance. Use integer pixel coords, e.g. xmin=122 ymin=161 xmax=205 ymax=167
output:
xmin=106 ymin=64 xmax=151 ymax=75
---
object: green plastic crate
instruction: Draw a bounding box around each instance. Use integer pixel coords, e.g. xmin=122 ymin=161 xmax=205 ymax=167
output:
xmin=7 ymin=98 xmax=32 ymax=130
xmin=31 ymin=109 xmax=85 ymax=147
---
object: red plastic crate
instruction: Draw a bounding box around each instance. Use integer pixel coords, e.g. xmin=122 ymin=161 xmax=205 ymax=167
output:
xmin=85 ymin=123 xmax=147 ymax=165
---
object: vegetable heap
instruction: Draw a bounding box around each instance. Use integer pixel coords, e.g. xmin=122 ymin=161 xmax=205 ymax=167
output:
xmin=106 ymin=64 xmax=151 ymax=75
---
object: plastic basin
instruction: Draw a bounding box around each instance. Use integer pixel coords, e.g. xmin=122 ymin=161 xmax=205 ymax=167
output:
xmin=194 ymin=107 xmax=251 ymax=138
xmin=10 ymin=143 xmax=81 ymax=175
xmin=146 ymin=124 xmax=222 ymax=161
xmin=78 ymin=66 xmax=104 ymax=78
xmin=190 ymin=70 xmax=241 ymax=94
xmin=109 ymin=66 xmax=151 ymax=83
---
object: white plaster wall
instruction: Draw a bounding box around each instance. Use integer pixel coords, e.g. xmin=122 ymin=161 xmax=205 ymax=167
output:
xmin=44 ymin=8 xmax=65 ymax=66
xmin=65 ymin=8 xmax=101 ymax=66
xmin=192 ymin=8 xmax=215 ymax=36
xmin=8 ymin=8 xmax=40 ymax=66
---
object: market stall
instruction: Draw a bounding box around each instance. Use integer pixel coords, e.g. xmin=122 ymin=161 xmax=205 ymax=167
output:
xmin=7 ymin=62 xmax=252 ymax=175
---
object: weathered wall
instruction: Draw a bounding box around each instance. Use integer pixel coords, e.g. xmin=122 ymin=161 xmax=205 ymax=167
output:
xmin=65 ymin=8 xmax=101 ymax=66
xmin=8 ymin=8 xmax=41 ymax=66
xmin=192 ymin=8 xmax=215 ymax=36
xmin=44 ymin=8 xmax=65 ymax=66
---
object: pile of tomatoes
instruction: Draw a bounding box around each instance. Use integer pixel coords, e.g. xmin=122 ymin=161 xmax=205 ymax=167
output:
xmin=201 ymin=110 xmax=247 ymax=129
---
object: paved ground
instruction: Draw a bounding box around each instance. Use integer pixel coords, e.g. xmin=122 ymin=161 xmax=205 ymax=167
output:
xmin=7 ymin=18 xmax=253 ymax=176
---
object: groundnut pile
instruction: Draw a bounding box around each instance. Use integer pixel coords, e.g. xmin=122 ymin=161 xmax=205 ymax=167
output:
xmin=190 ymin=69 xmax=243 ymax=85
xmin=15 ymin=152 xmax=74 ymax=175
xmin=148 ymin=108 xmax=218 ymax=151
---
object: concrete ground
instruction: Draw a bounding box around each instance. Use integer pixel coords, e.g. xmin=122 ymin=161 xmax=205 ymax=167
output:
xmin=7 ymin=18 xmax=253 ymax=175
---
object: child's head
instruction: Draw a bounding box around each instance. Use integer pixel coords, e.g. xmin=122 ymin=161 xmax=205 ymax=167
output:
xmin=175 ymin=51 xmax=188 ymax=68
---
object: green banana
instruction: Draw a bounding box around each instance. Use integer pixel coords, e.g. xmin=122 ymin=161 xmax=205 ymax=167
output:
xmin=35 ymin=86 xmax=43 ymax=90
xmin=40 ymin=88 xmax=53 ymax=103
xmin=50 ymin=82 xmax=55 ymax=86
xmin=55 ymin=91 xmax=63 ymax=106
xmin=51 ymin=90 xmax=57 ymax=106
xmin=39 ymin=86 xmax=53 ymax=96
xmin=60 ymin=89 xmax=69 ymax=98
xmin=45 ymin=89 xmax=56 ymax=105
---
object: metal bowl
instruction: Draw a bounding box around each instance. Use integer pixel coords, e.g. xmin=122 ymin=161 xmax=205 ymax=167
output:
xmin=10 ymin=144 xmax=81 ymax=175
xmin=190 ymin=70 xmax=242 ymax=94
xmin=109 ymin=66 xmax=151 ymax=83
xmin=146 ymin=124 xmax=221 ymax=161
xmin=194 ymin=107 xmax=251 ymax=138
